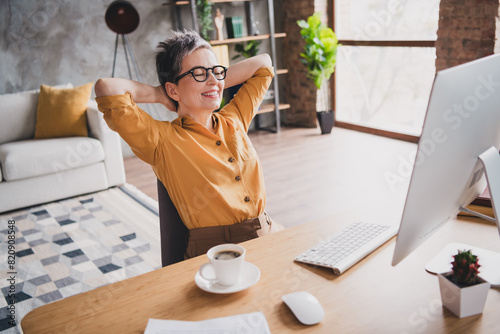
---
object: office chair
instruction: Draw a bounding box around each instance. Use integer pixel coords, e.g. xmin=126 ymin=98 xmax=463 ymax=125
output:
xmin=157 ymin=179 xmax=189 ymax=267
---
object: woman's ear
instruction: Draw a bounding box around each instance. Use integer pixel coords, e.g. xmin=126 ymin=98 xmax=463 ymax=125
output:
xmin=164 ymin=82 xmax=180 ymax=102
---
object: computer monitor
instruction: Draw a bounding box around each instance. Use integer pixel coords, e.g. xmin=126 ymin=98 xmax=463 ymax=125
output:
xmin=392 ymin=53 xmax=500 ymax=266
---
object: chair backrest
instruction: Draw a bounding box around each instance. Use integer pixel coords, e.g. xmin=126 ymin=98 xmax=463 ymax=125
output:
xmin=157 ymin=179 xmax=189 ymax=267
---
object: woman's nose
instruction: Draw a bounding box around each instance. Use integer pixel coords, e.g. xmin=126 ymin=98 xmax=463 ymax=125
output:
xmin=206 ymin=70 xmax=218 ymax=83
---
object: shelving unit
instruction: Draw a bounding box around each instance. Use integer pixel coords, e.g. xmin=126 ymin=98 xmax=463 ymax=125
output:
xmin=258 ymin=103 xmax=291 ymax=114
xmin=209 ymin=32 xmax=286 ymax=46
xmin=166 ymin=0 xmax=287 ymax=132
xmin=174 ymin=0 xmax=251 ymax=5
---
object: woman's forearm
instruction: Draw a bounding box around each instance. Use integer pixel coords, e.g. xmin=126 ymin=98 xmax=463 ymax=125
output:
xmin=94 ymin=78 xmax=162 ymax=103
xmin=224 ymin=54 xmax=273 ymax=88
xmin=94 ymin=78 xmax=174 ymax=110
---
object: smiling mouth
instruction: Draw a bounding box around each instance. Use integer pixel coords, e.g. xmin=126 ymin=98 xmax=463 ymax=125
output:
xmin=202 ymin=91 xmax=219 ymax=97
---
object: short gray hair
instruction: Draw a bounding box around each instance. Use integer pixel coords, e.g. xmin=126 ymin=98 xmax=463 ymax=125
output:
xmin=156 ymin=30 xmax=212 ymax=88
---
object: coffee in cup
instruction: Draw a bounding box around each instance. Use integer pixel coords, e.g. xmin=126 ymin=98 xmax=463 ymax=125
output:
xmin=199 ymin=244 xmax=246 ymax=286
xmin=213 ymin=250 xmax=242 ymax=260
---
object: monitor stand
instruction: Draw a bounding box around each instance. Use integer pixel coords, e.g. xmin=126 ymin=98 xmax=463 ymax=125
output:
xmin=477 ymin=146 xmax=500 ymax=233
xmin=459 ymin=146 xmax=500 ymax=229
xmin=459 ymin=146 xmax=500 ymax=230
xmin=425 ymin=146 xmax=500 ymax=287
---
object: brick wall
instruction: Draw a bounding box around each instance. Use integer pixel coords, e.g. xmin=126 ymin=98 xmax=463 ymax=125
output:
xmin=282 ymin=0 xmax=318 ymax=127
xmin=435 ymin=0 xmax=500 ymax=72
xmin=281 ymin=0 xmax=330 ymax=127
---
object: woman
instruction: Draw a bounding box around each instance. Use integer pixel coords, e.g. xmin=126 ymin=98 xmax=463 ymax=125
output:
xmin=94 ymin=30 xmax=280 ymax=259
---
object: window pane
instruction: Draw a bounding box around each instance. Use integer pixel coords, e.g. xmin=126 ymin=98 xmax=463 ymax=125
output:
xmin=335 ymin=0 xmax=439 ymax=40
xmin=335 ymin=46 xmax=436 ymax=135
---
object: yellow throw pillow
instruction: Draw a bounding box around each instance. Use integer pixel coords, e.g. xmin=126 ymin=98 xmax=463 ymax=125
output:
xmin=34 ymin=82 xmax=93 ymax=139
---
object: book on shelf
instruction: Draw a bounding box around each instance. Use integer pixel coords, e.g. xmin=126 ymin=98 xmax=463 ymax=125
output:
xmin=225 ymin=16 xmax=243 ymax=39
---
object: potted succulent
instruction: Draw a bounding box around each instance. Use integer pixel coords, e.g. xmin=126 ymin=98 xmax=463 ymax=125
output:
xmin=437 ymin=250 xmax=491 ymax=318
xmin=297 ymin=13 xmax=340 ymax=134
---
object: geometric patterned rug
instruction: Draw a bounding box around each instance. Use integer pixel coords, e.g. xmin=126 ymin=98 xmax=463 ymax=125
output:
xmin=0 ymin=184 xmax=161 ymax=333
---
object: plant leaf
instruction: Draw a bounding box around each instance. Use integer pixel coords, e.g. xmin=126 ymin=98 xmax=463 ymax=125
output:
xmin=297 ymin=12 xmax=340 ymax=87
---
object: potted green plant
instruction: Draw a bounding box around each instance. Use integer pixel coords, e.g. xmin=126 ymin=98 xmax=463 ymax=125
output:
xmin=232 ymin=40 xmax=262 ymax=61
xmin=437 ymin=250 xmax=491 ymax=318
xmin=297 ymin=13 xmax=340 ymax=134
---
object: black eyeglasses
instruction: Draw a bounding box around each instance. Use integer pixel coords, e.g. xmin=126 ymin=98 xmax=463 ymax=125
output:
xmin=175 ymin=65 xmax=227 ymax=83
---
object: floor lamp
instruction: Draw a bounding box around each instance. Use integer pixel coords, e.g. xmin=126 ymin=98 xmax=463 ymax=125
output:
xmin=112 ymin=34 xmax=142 ymax=81
xmin=105 ymin=1 xmax=159 ymax=118
xmin=105 ymin=1 xmax=141 ymax=80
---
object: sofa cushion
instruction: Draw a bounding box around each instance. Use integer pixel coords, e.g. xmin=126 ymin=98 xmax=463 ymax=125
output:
xmin=0 ymin=137 xmax=105 ymax=182
xmin=34 ymin=82 xmax=93 ymax=139
xmin=0 ymin=89 xmax=38 ymax=145
xmin=0 ymin=84 xmax=73 ymax=145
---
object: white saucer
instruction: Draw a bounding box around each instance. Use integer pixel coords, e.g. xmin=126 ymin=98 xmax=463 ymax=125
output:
xmin=195 ymin=261 xmax=261 ymax=294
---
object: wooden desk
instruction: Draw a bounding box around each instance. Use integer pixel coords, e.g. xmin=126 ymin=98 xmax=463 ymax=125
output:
xmin=21 ymin=213 xmax=500 ymax=333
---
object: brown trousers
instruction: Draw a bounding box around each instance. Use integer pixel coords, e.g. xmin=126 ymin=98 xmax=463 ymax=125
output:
xmin=185 ymin=213 xmax=279 ymax=259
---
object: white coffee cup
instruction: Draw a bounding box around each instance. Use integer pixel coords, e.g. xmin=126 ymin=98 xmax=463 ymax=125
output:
xmin=199 ymin=244 xmax=246 ymax=286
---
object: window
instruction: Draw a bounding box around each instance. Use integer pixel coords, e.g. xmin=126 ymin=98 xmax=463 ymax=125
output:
xmin=332 ymin=0 xmax=440 ymax=139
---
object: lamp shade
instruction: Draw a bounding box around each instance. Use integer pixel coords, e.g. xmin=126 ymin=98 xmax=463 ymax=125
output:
xmin=105 ymin=1 xmax=140 ymax=35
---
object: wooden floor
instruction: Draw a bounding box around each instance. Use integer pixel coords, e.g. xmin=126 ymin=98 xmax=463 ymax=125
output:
xmin=124 ymin=127 xmax=417 ymax=228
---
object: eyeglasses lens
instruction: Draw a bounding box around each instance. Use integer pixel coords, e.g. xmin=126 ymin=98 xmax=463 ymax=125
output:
xmin=192 ymin=66 xmax=226 ymax=82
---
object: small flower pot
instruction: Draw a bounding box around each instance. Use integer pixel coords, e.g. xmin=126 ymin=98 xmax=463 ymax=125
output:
xmin=317 ymin=110 xmax=334 ymax=135
xmin=438 ymin=271 xmax=491 ymax=318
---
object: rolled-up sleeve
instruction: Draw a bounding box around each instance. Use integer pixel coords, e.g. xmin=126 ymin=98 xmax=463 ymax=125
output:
xmin=220 ymin=67 xmax=274 ymax=132
xmin=95 ymin=93 xmax=160 ymax=165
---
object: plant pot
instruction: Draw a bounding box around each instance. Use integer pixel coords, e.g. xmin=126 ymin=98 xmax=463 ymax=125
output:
xmin=438 ymin=271 xmax=491 ymax=318
xmin=317 ymin=110 xmax=334 ymax=135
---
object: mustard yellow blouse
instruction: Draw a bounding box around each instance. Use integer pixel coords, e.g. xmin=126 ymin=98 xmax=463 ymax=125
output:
xmin=96 ymin=67 xmax=274 ymax=229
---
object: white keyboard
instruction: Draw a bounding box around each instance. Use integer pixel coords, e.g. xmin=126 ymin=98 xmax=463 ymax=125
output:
xmin=294 ymin=222 xmax=398 ymax=275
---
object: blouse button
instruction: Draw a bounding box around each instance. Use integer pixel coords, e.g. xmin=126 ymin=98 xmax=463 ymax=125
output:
xmin=228 ymin=157 xmax=235 ymax=163
xmin=235 ymin=176 xmax=241 ymax=181
xmin=216 ymin=140 xmax=221 ymax=146
xmin=244 ymin=196 xmax=251 ymax=202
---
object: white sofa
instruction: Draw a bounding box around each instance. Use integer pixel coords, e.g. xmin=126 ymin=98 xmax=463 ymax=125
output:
xmin=0 ymin=85 xmax=126 ymax=213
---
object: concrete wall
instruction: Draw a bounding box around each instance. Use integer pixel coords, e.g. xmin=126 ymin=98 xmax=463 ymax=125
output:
xmin=1 ymin=0 xmax=182 ymax=156
xmin=0 ymin=0 xmax=276 ymax=96
xmin=1 ymin=0 xmax=280 ymax=154
xmin=1 ymin=0 xmax=173 ymax=98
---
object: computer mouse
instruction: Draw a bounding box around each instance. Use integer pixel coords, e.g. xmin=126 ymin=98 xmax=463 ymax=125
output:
xmin=282 ymin=291 xmax=325 ymax=325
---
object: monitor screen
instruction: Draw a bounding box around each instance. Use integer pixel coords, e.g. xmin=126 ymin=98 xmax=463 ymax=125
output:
xmin=392 ymin=53 xmax=500 ymax=266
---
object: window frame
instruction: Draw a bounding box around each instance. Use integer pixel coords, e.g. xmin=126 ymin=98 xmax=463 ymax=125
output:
xmin=329 ymin=1 xmax=437 ymax=143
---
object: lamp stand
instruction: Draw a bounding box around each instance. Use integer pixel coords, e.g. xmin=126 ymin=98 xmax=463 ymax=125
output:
xmin=110 ymin=33 xmax=162 ymax=118
xmin=112 ymin=34 xmax=142 ymax=82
